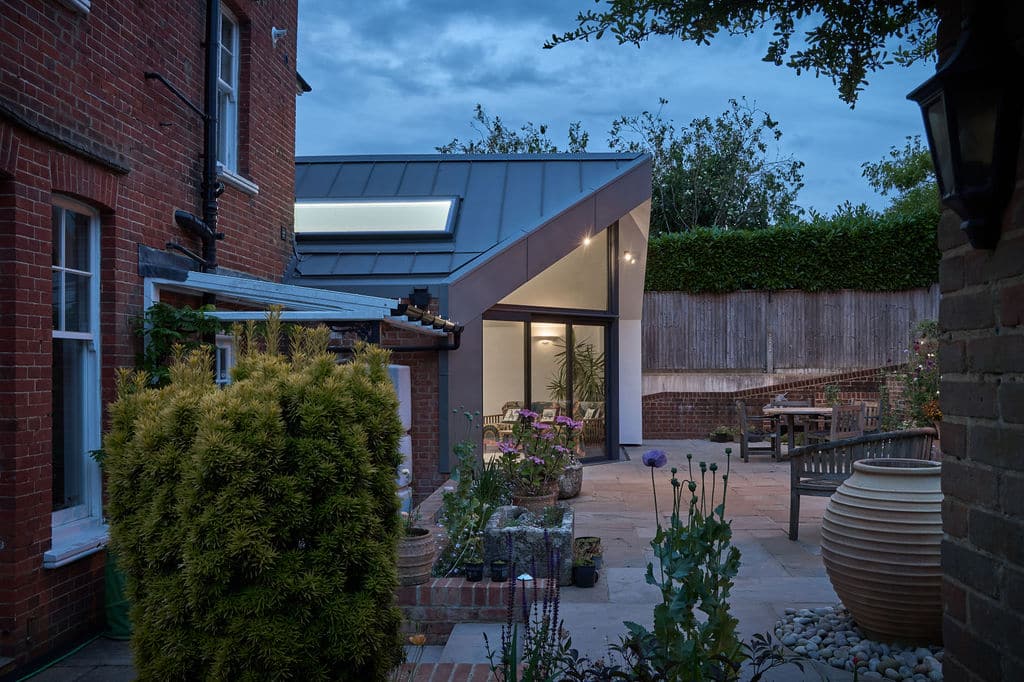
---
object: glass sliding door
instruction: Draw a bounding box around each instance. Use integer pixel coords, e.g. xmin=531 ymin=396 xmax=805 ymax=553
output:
xmin=482 ymin=320 xmax=526 ymax=453
xmin=483 ymin=316 xmax=611 ymax=460
xmin=569 ymin=325 xmax=606 ymax=459
xmin=529 ymin=322 xmax=567 ymax=421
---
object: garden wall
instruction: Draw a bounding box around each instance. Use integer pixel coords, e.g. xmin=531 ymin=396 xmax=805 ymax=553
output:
xmin=642 ymin=367 xmax=893 ymax=439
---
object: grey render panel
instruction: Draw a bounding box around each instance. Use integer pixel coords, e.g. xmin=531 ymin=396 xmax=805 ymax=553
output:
xmin=288 ymin=153 xmax=650 ymax=289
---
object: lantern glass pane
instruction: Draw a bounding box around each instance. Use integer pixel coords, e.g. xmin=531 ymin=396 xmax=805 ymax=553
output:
xmin=926 ymin=96 xmax=955 ymax=196
xmin=956 ymin=89 xmax=999 ymax=188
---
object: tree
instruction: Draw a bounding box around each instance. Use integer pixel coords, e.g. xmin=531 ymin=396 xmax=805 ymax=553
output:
xmin=436 ymin=103 xmax=590 ymax=153
xmin=609 ymin=98 xmax=805 ymax=233
xmin=861 ymin=135 xmax=940 ymax=220
xmin=545 ymin=1 xmax=938 ymax=107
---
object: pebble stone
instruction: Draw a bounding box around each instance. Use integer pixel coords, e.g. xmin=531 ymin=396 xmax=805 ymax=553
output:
xmin=774 ymin=604 xmax=943 ymax=682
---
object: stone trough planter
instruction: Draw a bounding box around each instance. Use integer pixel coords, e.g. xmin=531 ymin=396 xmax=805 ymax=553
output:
xmin=483 ymin=504 xmax=574 ymax=585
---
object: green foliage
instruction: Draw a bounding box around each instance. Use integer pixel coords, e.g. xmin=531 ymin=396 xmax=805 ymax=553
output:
xmin=497 ymin=412 xmax=581 ymax=496
xmin=861 ymin=135 xmax=941 ymax=221
xmin=433 ymin=410 xmax=511 ymax=576
xmin=547 ymin=336 xmax=606 ymax=404
xmin=104 ymin=317 xmax=405 ymax=681
xmin=823 ymin=384 xmax=841 ymax=407
xmin=610 ymin=98 xmax=805 ymax=234
xmin=134 ymin=302 xmax=220 ymax=386
xmin=545 ymin=1 xmax=938 ymax=107
xmin=437 ymin=104 xmax=589 ymax=154
xmin=610 ymin=452 xmax=798 ymax=681
xmin=893 ymin=319 xmax=941 ymax=428
xmin=645 ymin=209 xmax=940 ymax=293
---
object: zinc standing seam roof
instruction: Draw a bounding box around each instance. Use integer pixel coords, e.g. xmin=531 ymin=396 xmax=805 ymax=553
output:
xmin=287 ymin=153 xmax=648 ymax=287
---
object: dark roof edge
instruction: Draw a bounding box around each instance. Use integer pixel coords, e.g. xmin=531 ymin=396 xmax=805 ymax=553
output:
xmin=295 ymin=152 xmax=645 ymax=164
xmin=444 ymin=153 xmax=653 ymax=285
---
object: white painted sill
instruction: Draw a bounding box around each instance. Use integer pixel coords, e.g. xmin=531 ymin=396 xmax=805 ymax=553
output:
xmin=218 ymin=168 xmax=260 ymax=196
xmin=44 ymin=522 xmax=109 ymax=569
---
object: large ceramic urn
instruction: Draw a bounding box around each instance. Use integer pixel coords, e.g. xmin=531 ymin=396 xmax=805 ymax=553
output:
xmin=820 ymin=458 xmax=943 ymax=644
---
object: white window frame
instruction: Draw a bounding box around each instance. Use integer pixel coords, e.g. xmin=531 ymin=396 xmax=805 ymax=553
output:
xmin=216 ymin=5 xmax=240 ymax=174
xmin=47 ymin=196 xmax=106 ymax=568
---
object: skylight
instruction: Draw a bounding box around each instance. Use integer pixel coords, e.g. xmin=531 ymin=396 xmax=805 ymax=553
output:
xmin=294 ymin=198 xmax=457 ymax=237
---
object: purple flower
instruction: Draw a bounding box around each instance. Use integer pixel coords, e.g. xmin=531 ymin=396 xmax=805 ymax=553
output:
xmin=528 ymin=456 xmax=545 ymax=465
xmin=498 ymin=441 xmax=519 ymax=455
xmin=532 ymin=422 xmax=552 ymax=431
xmin=554 ymin=445 xmax=569 ymax=454
xmin=518 ymin=409 xmax=539 ymax=420
xmin=642 ymin=450 xmax=668 ymax=468
xmin=540 ymin=431 xmax=555 ymax=440
xmin=554 ymin=415 xmax=573 ymax=426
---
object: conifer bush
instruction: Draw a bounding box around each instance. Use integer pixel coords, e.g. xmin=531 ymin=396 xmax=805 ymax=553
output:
xmin=104 ymin=319 xmax=404 ymax=681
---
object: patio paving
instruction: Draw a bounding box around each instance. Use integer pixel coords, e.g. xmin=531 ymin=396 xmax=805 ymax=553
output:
xmin=22 ymin=439 xmax=850 ymax=681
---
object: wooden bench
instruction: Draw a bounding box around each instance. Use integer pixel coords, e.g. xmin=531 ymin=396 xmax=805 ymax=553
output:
xmin=789 ymin=427 xmax=937 ymax=541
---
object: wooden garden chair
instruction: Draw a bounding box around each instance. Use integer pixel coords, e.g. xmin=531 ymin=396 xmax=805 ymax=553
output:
xmin=788 ymin=427 xmax=936 ymax=541
xmin=735 ymin=400 xmax=780 ymax=462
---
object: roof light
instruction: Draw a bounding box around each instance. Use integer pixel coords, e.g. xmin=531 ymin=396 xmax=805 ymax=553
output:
xmin=294 ymin=198 xmax=457 ymax=237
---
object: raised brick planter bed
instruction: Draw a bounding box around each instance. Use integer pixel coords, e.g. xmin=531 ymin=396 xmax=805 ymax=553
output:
xmin=397 ymin=578 xmax=512 ymax=645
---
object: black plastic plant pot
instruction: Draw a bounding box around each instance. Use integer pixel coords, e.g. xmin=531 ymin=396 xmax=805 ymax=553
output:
xmin=490 ymin=560 xmax=508 ymax=582
xmin=464 ymin=562 xmax=484 ymax=582
xmin=573 ymin=564 xmax=597 ymax=588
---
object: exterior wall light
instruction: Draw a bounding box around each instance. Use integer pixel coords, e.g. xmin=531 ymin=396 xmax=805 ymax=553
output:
xmin=623 ymin=251 xmax=634 ymax=263
xmin=583 ymin=236 xmax=592 ymax=246
xmin=907 ymin=9 xmax=1023 ymax=249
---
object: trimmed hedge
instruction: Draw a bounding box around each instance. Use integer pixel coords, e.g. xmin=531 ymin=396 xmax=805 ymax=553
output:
xmin=104 ymin=325 xmax=404 ymax=681
xmin=645 ymin=209 xmax=940 ymax=293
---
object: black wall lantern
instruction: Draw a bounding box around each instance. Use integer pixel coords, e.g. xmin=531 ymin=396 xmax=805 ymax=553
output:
xmin=907 ymin=10 xmax=1023 ymax=249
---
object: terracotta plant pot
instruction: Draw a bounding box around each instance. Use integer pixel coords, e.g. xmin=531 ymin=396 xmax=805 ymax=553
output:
xmin=397 ymin=528 xmax=436 ymax=586
xmin=820 ymin=458 xmax=943 ymax=643
xmin=512 ymin=487 xmax=558 ymax=514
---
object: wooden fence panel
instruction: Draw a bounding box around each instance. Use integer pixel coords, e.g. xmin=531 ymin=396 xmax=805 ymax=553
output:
xmin=642 ymin=286 xmax=939 ymax=371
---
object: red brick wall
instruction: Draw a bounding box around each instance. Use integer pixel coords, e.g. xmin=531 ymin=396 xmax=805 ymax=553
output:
xmin=642 ymin=367 xmax=893 ymax=439
xmin=935 ymin=3 xmax=1024 ymax=680
xmin=0 ymin=0 xmax=297 ymax=665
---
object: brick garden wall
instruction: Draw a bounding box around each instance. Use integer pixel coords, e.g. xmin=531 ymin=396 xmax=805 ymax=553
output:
xmin=0 ymin=0 xmax=297 ymax=666
xmin=934 ymin=3 xmax=1024 ymax=681
xmin=642 ymin=367 xmax=895 ymax=439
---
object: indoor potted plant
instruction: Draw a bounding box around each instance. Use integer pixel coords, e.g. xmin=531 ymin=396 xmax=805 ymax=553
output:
xmin=397 ymin=510 xmax=436 ymax=586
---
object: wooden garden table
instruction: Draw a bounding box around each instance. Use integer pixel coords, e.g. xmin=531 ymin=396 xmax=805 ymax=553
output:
xmin=762 ymin=406 xmax=834 ymax=453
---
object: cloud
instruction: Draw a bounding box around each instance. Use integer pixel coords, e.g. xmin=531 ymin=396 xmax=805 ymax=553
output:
xmin=295 ymin=1 xmax=936 ymax=214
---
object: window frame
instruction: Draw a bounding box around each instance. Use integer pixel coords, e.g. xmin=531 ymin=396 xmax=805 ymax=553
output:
xmin=47 ymin=196 xmax=106 ymax=568
xmin=216 ymin=4 xmax=241 ymax=174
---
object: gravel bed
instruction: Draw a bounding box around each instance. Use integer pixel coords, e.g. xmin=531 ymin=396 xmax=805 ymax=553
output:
xmin=774 ymin=605 xmax=943 ymax=681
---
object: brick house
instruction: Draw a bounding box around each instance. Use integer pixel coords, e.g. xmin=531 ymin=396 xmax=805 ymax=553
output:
xmin=930 ymin=1 xmax=1024 ymax=680
xmin=0 ymin=0 xmax=300 ymax=668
